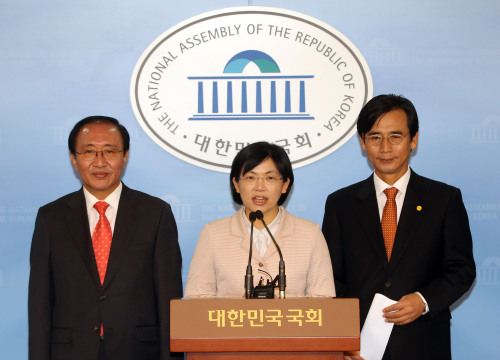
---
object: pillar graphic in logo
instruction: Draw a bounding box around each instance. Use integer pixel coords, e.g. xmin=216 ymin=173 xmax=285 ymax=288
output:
xmin=131 ymin=7 xmax=373 ymax=172
xmin=477 ymin=257 xmax=500 ymax=285
xmin=189 ymin=50 xmax=314 ymax=121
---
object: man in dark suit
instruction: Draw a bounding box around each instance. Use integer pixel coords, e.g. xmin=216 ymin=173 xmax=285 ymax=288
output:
xmin=28 ymin=116 xmax=183 ymax=360
xmin=322 ymin=95 xmax=475 ymax=360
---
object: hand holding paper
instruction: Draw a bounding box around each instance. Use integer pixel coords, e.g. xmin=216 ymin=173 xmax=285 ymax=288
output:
xmin=382 ymin=293 xmax=426 ymax=325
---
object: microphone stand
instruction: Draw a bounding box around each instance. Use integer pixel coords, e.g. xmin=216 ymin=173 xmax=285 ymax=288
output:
xmin=255 ymin=210 xmax=286 ymax=299
xmin=245 ymin=212 xmax=257 ymax=299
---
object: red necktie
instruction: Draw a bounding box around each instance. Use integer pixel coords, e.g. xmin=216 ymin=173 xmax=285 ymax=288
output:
xmin=92 ymin=201 xmax=112 ymax=285
xmin=382 ymin=188 xmax=398 ymax=261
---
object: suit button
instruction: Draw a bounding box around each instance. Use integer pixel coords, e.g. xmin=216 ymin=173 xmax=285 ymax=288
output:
xmin=259 ymin=262 xmax=264 ymax=267
xmin=93 ymin=326 xmax=100 ymax=334
xmin=385 ymin=282 xmax=391 ymax=288
xmin=99 ymin=295 xmax=107 ymax=301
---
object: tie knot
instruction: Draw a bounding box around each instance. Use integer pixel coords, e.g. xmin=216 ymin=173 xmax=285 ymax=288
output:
xmin=93 ymin=201 xmax=109 ymax=215
xmin=384 ymin=187 xmax=398 ymax=200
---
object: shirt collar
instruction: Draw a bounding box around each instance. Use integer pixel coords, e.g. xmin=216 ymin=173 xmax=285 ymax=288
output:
xmin=373 ymin=167 xmax=411 ymax=198
xmin=83 ymin=182 xmax=123 ymax=213
xmin=243 ymin=206 xmax=283 ymax=234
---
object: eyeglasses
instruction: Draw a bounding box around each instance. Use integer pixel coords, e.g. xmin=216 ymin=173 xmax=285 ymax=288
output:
xmin=75 ymin=148 xmax=124 ymax=161
xmin=238 ymin=176 xmax=284 ymax=184
xmin=364 ymin=133 xmax=409 ymax=146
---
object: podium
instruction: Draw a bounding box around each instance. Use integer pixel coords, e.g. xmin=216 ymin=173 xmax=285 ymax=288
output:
xmin=171 ymin=298 xmax=359 ymax=360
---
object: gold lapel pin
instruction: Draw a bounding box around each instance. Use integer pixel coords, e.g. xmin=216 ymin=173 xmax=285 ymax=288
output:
xmin=416 ymin=205 xmax=422 ymax=211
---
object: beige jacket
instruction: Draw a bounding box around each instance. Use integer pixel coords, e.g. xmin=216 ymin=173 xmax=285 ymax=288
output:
xmin=185 ymin=207 xmax=335 ymax=298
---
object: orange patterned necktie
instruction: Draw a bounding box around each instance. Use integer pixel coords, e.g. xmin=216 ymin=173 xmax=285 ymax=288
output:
xmin=382 ymin=187 xmax=398 ymax=261
xmin=92 ymin=201 xmax=112 ymax=285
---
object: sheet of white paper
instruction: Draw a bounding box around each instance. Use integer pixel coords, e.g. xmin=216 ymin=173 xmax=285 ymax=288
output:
xmin=360 ymin=293 xmax=397 ymax=360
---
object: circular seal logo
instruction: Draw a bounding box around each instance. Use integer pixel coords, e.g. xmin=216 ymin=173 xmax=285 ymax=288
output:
xmin=131 ymin=6 xmax=372 ymax=172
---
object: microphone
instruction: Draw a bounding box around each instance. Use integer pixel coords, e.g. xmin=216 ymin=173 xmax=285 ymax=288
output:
xmin=245 ymin=211 xmax=258 ymax=299
xmin=249 ymin=211 xmax=257 ymax=222
xmin=254 ymin=210 xmax=286 ymax=299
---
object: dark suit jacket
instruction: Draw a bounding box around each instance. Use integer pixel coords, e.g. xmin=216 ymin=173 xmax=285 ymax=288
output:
xmin=28 ymin=184 xmax=183 ymax=360
xmin=322 ymin=171 xmax=475 ymax=360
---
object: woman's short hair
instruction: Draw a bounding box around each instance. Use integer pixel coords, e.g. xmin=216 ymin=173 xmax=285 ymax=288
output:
xmin=230 ymin=142 xmax=294 ymax=205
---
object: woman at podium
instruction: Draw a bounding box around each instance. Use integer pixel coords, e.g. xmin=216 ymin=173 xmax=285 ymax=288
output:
xmin=185 ymin=141 xmax=335 ymax=298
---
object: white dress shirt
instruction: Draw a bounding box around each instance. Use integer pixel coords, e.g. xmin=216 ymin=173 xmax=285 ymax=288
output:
xmin=374 ymin=167 xmax=411 ymax=222
xmin=243 ymin=206 xmax=283 ymax=258
xmin=83 ymin=182 xmax=122 ymax=235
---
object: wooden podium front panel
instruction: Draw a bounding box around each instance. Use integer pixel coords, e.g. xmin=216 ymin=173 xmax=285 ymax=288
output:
xmin=186 ymin=351 xmax=344 ymax=360
xmin=171 ymin=298 xmax=359 ymax=353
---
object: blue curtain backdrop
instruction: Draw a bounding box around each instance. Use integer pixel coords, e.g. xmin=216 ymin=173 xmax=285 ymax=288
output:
xmin=1 ymin=1 xmax=498 ymax=359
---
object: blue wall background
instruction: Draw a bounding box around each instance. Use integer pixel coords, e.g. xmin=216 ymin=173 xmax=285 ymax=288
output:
xmin=1 ymin=1 xmax=499 ymax=359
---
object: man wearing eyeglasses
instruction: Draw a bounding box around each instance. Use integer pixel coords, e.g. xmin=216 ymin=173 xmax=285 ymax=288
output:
xmin=322 ymin=94 xmax=475 ymax=360
xmin=28 ymin=116 xmax=183 ymax=360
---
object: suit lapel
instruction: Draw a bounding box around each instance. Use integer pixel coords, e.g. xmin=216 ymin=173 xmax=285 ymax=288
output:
xmin=66 ymin=189 xmax=102 ymax=290
xmin=103 ymin=185 xmax=141 ymax=289
xmin=355 ymin=176 xmax=389 ymax=269
xmin=389 ymin=171 xmax=426 ymax=271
